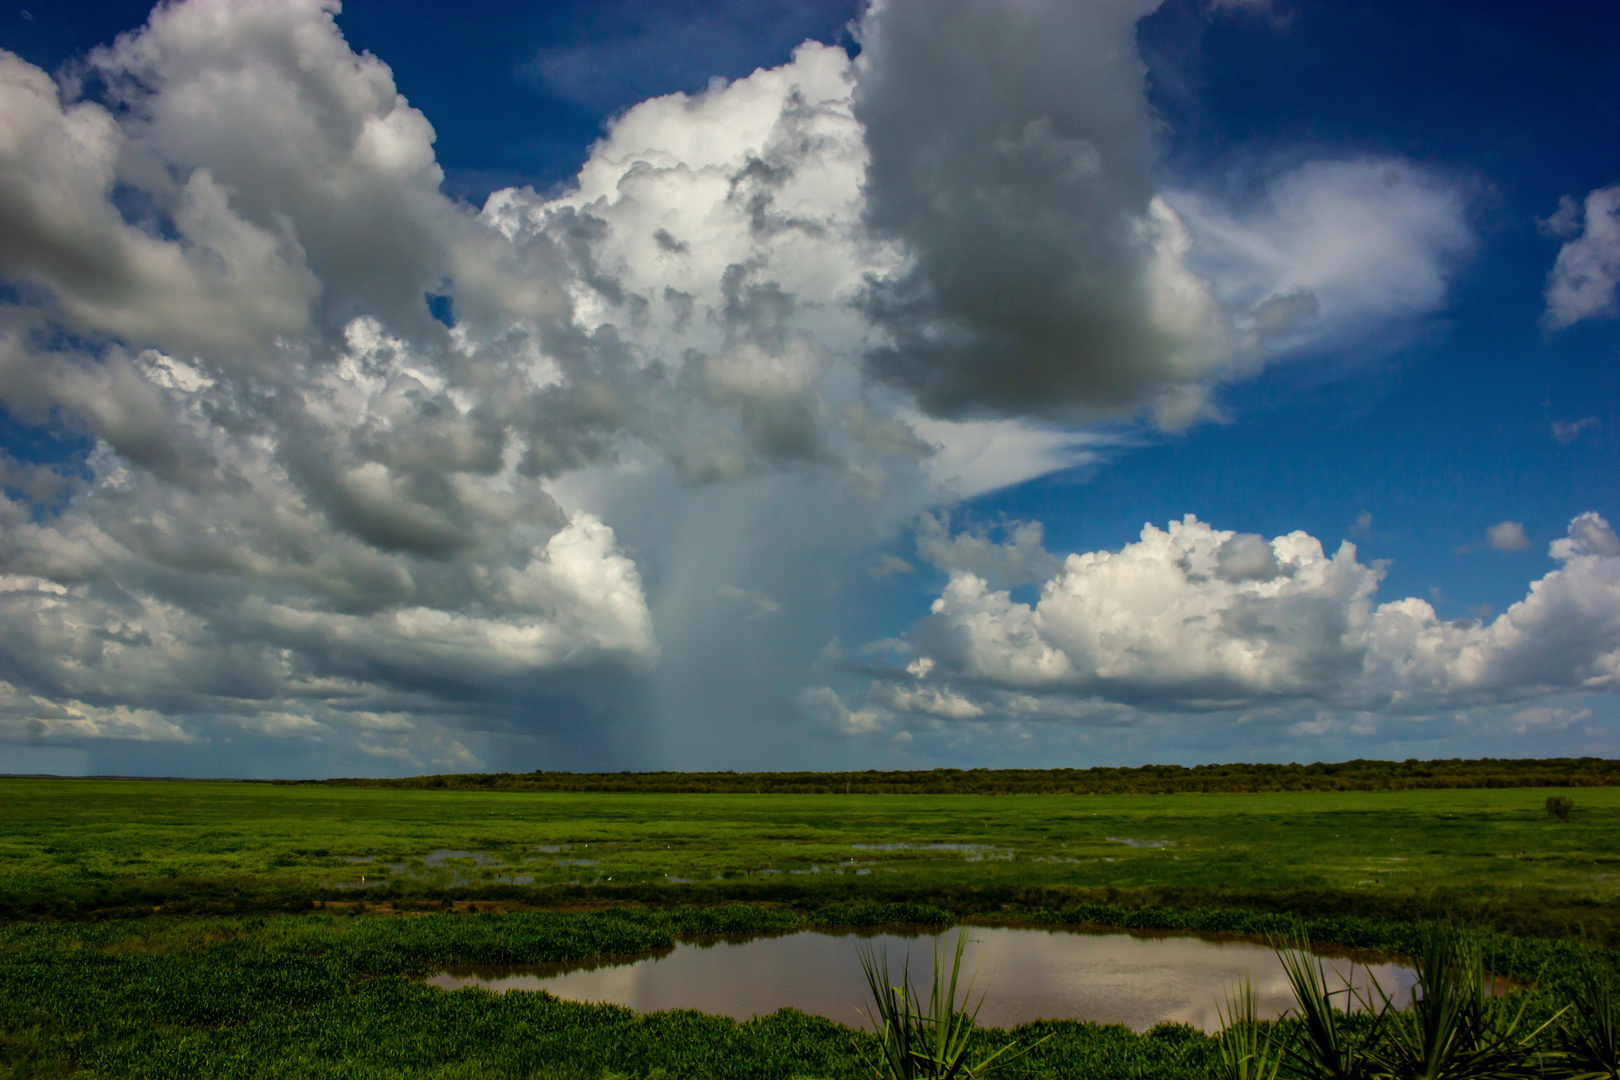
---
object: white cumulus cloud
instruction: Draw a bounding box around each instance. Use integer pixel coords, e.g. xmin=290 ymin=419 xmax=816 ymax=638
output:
xmin=888 ymin=512 xmax=1620 ymax=715
xmin=913 ymin=511 xmax=1059 ymax=588
xmin=0 ymin=1 xmax=655 ymax=761
xmin=796 ymin=685 xmax=889 ymax=735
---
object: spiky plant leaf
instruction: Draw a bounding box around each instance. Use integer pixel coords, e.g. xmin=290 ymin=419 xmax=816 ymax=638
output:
xmin=857 ymin=929 xmax=1047 ymax=1080
xmin=1558 ymin=967 xmax=1620 ymax=1080
xmin=1273 ymin=931 xmax=1386 ymax=1080
xmin=1214 ymin=972 xmax=1284 ymax=1080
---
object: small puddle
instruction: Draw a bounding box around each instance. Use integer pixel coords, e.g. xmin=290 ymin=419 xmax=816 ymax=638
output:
xmin=426 ymin=926 xmax=1418 ymax=1032
xmin=330 ymin=848 xmax=593 ymax=890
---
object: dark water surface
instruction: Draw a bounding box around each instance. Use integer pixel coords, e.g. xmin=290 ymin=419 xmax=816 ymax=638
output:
xmin=427 ymin=926 xmax=1416 ymax=1032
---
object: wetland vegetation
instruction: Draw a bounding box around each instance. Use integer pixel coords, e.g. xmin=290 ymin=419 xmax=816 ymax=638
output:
xmin=6 ymin=777 xmax=1620 ymax=934
xmin=3 ymin=771 xmax=1619 ymax=1078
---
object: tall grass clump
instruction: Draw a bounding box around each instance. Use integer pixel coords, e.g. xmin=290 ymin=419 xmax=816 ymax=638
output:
xmin=857 ymin=929 xmax=1044 ymax=1080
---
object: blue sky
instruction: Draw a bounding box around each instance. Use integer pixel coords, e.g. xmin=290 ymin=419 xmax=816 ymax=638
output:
xmin=0 ymin=0 xmax=1617 ymax=777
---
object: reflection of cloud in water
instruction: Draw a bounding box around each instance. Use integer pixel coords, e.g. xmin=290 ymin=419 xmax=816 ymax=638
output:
xmin=956 ymin=930 xmax=1411 ymax=1033
xmin=427 ymin=927 xmax=1415 ymax=1032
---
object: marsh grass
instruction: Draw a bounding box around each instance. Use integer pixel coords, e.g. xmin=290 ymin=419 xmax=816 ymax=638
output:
xmin=7 ymin=774 xmax=1620 ymax=1078
xmin=7 ymin=780 xmax=1620 ymax=937
xmin=1368 ymin=927 xmax=1560 ymax=1080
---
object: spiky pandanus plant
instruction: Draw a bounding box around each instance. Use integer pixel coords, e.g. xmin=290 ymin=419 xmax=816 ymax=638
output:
xmin=1250 ymin=926 xmax=1563 ymax=1080
xmin=1362 ymin=926 xmax=1560 ymax=1080
xmin=1557 ymin=968 xmax=1620 ymax=1080
xmin=857 ymin=929 xmax=1045 ymax=1080
xmin=1272 ymin=937 xmax=1387 ymax=1080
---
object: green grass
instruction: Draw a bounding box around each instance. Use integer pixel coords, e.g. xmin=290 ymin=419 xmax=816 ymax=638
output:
xmin=5 ymin=778 xmax=1620 ymax=1078
xmin=4 ymin=779 xmax=1620 ymax=927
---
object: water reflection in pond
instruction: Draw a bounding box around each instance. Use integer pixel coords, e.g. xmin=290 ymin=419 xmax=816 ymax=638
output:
xmin=427 ymin=927 xmax=1416 ymax=1032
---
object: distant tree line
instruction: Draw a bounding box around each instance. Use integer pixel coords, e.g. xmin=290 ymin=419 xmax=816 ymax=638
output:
xmin=296 ymin=757 xmax=1620 ymax=795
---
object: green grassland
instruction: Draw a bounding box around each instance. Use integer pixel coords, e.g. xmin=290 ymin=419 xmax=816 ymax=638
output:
xmin=5 ymin=779 xmax=1620 ymax=928
xmin=4 ymin=777 xmax=1620 ymax=1079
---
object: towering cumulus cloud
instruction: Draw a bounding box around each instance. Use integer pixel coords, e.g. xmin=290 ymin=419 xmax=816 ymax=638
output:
xmin=854 ymin=0 xmax=1232 ymax=424
xmin=477 ymin=40 xmax=892 ymax=482
xmin=0 ymin=0 xmax=1501 ymax=770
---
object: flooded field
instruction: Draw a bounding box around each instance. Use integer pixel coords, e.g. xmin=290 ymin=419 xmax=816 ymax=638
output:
xmin=14 ymin=780 xmax=1616 ymax=909
xmin=331 ymin=847 xmax=601 ymax=889
xmin=428 ymin=926 xmax=1417 ymax=1032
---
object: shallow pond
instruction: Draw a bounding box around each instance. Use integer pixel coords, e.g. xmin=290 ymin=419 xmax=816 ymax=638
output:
xmin=427 ymin=926 xmax=1416 ymax=1032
